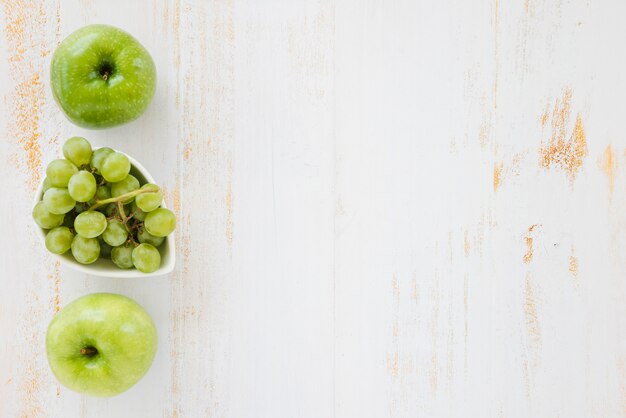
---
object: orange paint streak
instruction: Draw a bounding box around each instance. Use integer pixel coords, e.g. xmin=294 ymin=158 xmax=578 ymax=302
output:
xmin=335 ymin=196 xmax=345 ymax=216
xmin=386 ymin=352 xmax=399 ymax=379
xmin=173 ymin=0 xmax=181 ymax=53
xmin=387 ymin=275 xmax=401 ymax=382
xmin=522 ymin=274 xmax=541 ymax=402
xmin=539 ymin=89 xmax=588 ymax=182
xmin=523 ymin=237 xmax=533 ymax=263
xmin=169 ymin=183 xmax=188 ymax=272
xmin=161 ymin=182 xmax=182 ymax=261
xmin=479 ymin=122 xmax=489 ymax=148
xmin=48 ymin=261 xmax=61 ymax=313
xmin=568 ymin=254 xmax=578 ymax=278
xmin=493 ymin=162 xmax=503 ymax=192
xmin=511 ymin=153 xmax=524 ymax=176
xmin=3 ymin=0 xmax=49 ymax=191
xmin=18 ymin=292 xmax=45 ymax=418
xmin=386 ymin=275 xmax=401 ymax=382
xmin=523 ymin=224 xmax=539 ymax=264
xmin=3 ymin=2 xmax=54 ymax=417
xmin=172 ymin=188 xmax=182 ymax=224
xmin=162 ymin=185 xmax=181 ymax=219
xmin=54 ymin=2 xmax=61 ymax=43
xmin=430 ymin=353 xmax=439 ymax=393
xmin=166 ymin=4 xmax=185 ymax=417
xmin=446 ymin=305 xmax=455 ymax=383
xmin=391 ymin=275 xmax=399 ymax=337
xmin=10 ymin=78 xmax=44 ymax=188
xmin=162 ymin=1 xmax=169 ymax=34
xmin=168 ymin=1 xmax=236 ymax=415
xmin=164 ymin=181 xmax=183 ymax=418
xmin=182 ymin=145 xmax=192 ymax=160
xmin=600 ymin=144 xmax=617 ymax=195
xmin=523 ymin=275 xmax=541 ymax=364
xmin=79 ymin=396 xmax=87 ymax=418
xmin=540 ymin=105 xmax=549 ymax=128
xmin=572 ymin=115 xmax=586 ymax=154
xmin=522 ymin=356 xmax=531 ymax=400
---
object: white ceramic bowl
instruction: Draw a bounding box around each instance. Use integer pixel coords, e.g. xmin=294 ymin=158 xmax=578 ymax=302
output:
xmin=33 ymin=148 xmax=176 ymax=278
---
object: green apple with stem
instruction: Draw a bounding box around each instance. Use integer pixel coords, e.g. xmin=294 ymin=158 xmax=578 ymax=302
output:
xmin=46 ymin=293 xmax=157 ymax=397
xmin=51 ymin=24 xmax=156 ymax=129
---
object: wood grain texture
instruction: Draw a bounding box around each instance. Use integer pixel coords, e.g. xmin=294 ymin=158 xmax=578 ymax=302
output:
xmin=0 ymin=1 xmax=625 ymax=417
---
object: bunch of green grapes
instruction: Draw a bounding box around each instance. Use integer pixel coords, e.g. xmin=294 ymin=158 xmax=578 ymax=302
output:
xmin=32 ymin=137 xmax=176 ymax=273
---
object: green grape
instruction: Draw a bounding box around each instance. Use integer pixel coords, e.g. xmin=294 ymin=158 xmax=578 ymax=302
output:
xmin=111 ymin=175 xmax=139 ymax=203
xmin=90 ymin=186 xmax=112 ymax=212
xmin=46 ymin=159 xmax=78 ymax=187
xmin=62 ymin=211 xmax=77 ymax=228
xmin=130 ymin=201 xmax=146 ymax=221
xmin=102 ymin=219 xmax=129 ymax=246
xmin=42 ymin=177 xmax=52 ymax=192
xmin=135 ymin=183 xmax=162 ymax=212
xmin=45 ymin=226 xmax=74 ymax=254
xmin=43 ymin=188 xmax=76 ymax=214
xmin=95 ymin=185 xmax=111 ymax=200
xmin=98 ymin=237 xmax=113 ymax=259
xmin=68 ymin=171 xmax=97 ymax=202
xmin=89 ymin=147 xmax=114 ymax=174
xmin=63 ymin=136 xmax=92 ymax=166
xmin=93 ymin=173 xmax=105 ymax=187
xmin=32 ymin=201 xmax=64 ymax=229
xmin=103 ymin=202 xmax=131 ymax=218
xmin=74 ymin=211 xmax=107 ymax=238
xmin=101 ymin=152 xmax=130 ymax=182
xmin=71 ymin=235 xmax=100 ymax=264
xmin=144 ymin=208 xmax=176 ymax=237
xmin=137 ymin=226 xmax=165 ymax=247
xmin=132 ymin=243 xmax=161 ymax=273
xmin=104 ymin=203 xmax=119 ymax=217
xmin=111 ymin=245 xmax=134 ymax=269
xmin=74 ymin=202 xmax=89 ymax=213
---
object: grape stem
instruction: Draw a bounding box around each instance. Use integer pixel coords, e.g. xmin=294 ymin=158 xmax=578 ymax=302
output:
xmin=118 ymin=201 xmax=128 ymax=223
xmin=88 ymin=186 xmax=158 ymax=211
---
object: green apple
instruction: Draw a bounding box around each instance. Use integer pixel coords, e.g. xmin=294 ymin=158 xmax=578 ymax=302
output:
xmin=46 ymin=293 xmax=157 ymax=397
xmin=50 ymin=24 xmax=156 ymax=129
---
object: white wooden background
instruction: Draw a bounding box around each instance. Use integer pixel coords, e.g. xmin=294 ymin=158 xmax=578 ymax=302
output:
xmin=0 ymin=1 xmax=625 ymax=417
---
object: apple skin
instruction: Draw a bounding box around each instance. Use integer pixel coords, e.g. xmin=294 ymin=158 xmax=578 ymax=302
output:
xmin=46 ymin=293 xmax=157 ymax=397
xmin=50 ymin=24 xmax=156 ymax=129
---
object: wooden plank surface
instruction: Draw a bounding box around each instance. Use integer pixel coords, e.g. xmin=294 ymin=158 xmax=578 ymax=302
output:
xmin=0 ymin=1 xmax=625 ymax=417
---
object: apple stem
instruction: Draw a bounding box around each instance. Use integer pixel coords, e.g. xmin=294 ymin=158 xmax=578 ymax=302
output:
xmin=80 ymin=346 xmax=98 ymax=356
xmin=102 ymin=71 xmax=109 ymax=81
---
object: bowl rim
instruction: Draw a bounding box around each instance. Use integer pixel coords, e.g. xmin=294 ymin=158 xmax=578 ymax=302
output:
xmin=34 ymin=147 xmax=176 ymax=278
